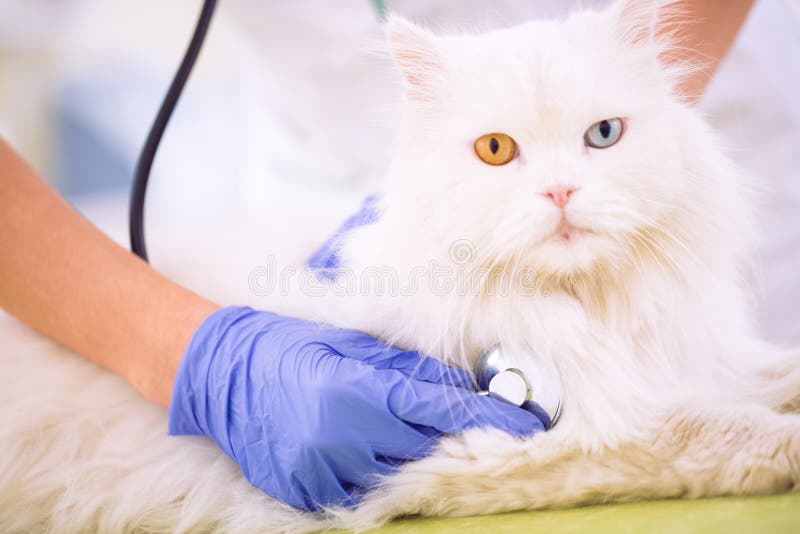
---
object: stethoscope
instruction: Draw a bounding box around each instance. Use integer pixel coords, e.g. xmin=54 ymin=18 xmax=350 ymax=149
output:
xmin=473 ymin=344 xmax=563 ymax=429
xmin=129 ymin=0 xmax=217 ymax=262
xmin=129 ymin=0 xmax=564 ymax=430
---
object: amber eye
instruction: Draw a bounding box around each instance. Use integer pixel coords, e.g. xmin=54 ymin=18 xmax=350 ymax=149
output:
xmin=474 ymin=133 xmax=517 ymax=166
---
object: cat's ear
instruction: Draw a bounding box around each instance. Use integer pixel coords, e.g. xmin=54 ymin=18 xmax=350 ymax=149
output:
xmin=385 ymin=15 xmax=441 ymax=101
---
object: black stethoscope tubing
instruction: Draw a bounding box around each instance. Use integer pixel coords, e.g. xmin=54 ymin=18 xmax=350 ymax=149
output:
xmin=129 ymin=0 xmax=217 ymax=262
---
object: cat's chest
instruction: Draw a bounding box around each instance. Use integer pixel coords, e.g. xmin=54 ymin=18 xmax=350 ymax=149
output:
xmin=388 ymin=289 xmax=686 ymax=386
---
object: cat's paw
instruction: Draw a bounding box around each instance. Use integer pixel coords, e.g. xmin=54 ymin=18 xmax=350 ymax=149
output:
xmin=725 ymin=414 xmax=800 ymax=494
xmin=660 ymin=403 xmax=800 ymax=496
xmin=334 ymin=428 xmax=558 ymax=529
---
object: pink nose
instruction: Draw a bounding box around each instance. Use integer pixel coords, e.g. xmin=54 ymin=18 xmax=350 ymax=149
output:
xmin=541 ymin=185 xmax=577 ymax=208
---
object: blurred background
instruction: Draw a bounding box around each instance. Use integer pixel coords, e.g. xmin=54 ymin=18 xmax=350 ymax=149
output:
xmin=0 ymin=0 xmax=798 ymax=342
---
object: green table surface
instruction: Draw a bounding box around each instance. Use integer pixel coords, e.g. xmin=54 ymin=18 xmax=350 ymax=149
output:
xmin=369 ymin=493 xmax=800 ymax=533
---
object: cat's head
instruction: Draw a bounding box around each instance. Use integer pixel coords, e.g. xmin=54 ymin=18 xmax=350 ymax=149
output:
xmin=381 ymin=0 xmax=736 ymax=289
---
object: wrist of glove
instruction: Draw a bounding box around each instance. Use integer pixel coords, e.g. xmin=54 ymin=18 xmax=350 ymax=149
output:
xmin=169 ymin=306 xmax=545 ymax=511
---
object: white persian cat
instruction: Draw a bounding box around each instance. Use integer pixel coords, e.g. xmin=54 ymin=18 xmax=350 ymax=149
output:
xmin=0 ymin=1 xmax=797 ymax=532
xmin=300 ymin=0 xmax=800 ymax=526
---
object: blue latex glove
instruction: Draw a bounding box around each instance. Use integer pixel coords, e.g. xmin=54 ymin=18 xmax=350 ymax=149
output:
xmin=169 ymin=306 xmax=544 ymax=512
xmin=307 ymin=194 xmax=381 ymax=276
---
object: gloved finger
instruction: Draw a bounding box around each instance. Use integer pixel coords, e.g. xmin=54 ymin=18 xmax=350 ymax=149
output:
xmin=331 ymin=450 xmax=396 ymax=489
xmin=366 ymin=416 xmax=440 ymax=460
xmin=315 ymin=326 xmax=410 ymax=363
xmin=317 ymin=328 xmax=475 ymax=388
xmin=371 ymin=350 xmax=475 ymax=389
xmin=288 ymin=448 xmax=358 ymax=512
xmin=385 ymin=374 xmax=545 ymax=437
xmin=307 ymin=194 xmax=381 ymax=273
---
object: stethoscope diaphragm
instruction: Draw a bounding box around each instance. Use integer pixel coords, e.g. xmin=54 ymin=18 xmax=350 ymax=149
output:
xmin=474 ymin=343 xmax=563 ymax=429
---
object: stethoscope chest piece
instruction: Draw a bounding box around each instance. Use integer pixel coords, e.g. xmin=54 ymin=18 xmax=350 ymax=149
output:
xmin=474 ymin=344 xmax=563 ymax=429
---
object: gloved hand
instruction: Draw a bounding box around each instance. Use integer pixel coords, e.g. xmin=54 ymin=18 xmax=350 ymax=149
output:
xmin=169 ymin=306 xmax=545 ymax=512
xmin=307 ymin=194 xmax=380 ymax=275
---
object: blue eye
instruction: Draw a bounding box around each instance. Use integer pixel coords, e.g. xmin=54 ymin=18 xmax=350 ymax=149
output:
xmin=584 ymin=118 xmax=623 ymax=149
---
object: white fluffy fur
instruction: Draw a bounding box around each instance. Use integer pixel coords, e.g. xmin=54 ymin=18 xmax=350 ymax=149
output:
xmin=1 ymin=1 xmax=798 ymax=532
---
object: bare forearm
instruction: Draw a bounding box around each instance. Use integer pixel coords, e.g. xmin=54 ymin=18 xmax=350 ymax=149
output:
xmin=668 ymin=0 xmax=755 ymax=102
xmin=0 ymin=139 xmax=217 ymax=406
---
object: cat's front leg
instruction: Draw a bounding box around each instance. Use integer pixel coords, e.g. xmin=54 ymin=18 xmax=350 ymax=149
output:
xmin=334 ymin=403 xmax=800 ymax=530
xmin=655 ymin=402 xmax=800 ymax=495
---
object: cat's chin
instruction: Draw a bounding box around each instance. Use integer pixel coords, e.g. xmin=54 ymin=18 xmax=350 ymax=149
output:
xmin=530 ymin=232 xmax=614 ymax=276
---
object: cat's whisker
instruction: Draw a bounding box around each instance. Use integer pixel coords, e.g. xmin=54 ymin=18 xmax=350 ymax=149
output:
xmin=629 ymin=232 xmax=680 ymax=320
xmin=638 ymin=224 xmax=700 ymax=271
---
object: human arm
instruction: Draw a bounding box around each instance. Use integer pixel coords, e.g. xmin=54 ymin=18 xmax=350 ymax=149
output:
xmin=667 ymin=0 xmax=755 ymax=103
xmin=0 ymin=137 xmax=217 ymax=406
